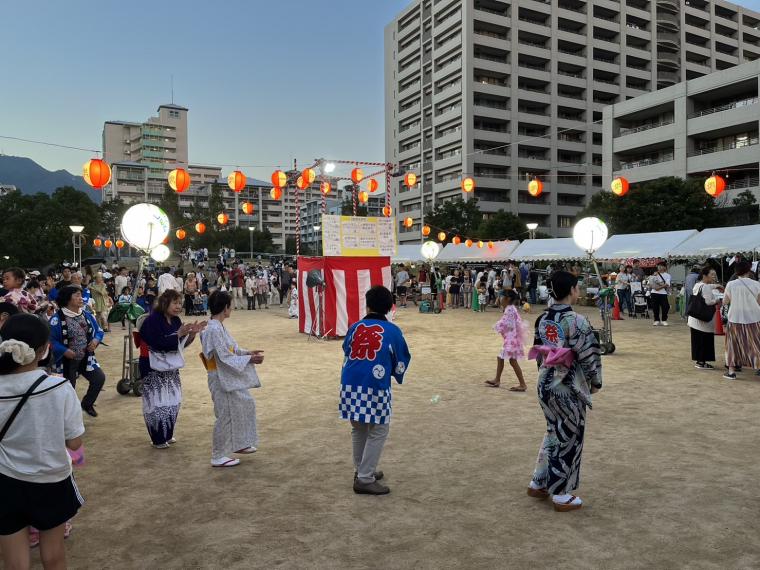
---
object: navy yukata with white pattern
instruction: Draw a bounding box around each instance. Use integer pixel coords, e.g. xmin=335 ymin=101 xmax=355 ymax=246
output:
xmin=339 ymin=315 xmax=411 ymax=425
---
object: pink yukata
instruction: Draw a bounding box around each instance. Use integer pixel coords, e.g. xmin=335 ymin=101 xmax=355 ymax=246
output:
xmin=493 ymin=305 xmax=527 ymax=360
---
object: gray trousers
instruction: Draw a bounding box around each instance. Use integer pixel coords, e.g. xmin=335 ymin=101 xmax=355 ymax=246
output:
xmin=351 ymin=421 xmax=390 ymax=483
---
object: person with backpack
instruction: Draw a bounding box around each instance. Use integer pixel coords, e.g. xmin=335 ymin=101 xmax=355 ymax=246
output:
xmin=0 ymin=314 xmax=85 ymax=569
xmin=687 ymin=267 xmax=722 ymax=370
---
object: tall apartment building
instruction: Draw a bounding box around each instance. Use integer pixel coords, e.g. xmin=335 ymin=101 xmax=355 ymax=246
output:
xmin=603 ymin=59 xmax=760 ymax=202
xmin=385 ymin=0 xmax=760 ymax=242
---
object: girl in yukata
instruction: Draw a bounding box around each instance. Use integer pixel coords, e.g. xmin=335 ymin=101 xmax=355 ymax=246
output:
xmin=485 ymin=290 xmax=527 ymax=391
xmin=201 ymin=291 xmax=263 ymax=468
xmin=526 ymin=271 xmax=602 ymax=512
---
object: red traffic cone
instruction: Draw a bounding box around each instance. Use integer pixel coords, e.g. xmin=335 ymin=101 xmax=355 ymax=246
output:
xmin=714 ymin=303 xmax=725 ymax=336
xmin=612 ymin=295 xmax=622 ymax=320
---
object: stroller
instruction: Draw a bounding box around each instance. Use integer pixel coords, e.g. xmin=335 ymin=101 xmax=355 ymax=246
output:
xmin=191 ymin=293 xmax=207 ymax=316
xmin=631 ymin=281 xmax=650 ymax=319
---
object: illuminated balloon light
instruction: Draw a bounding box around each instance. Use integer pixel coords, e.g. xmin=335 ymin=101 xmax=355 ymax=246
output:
xmin=150 ymin=244 xmax=171 ymax=263
xmin=382 ymin=205 xmax=393 ymax=217
xmin=611 ymin=176 xmax=630 ymax=197
xmin=477 ymin=240 xmax=484 ymax=249
xmin=461 ymin=177 xmax=476 ymax=193
xmin=93 ymin=238 xmax=102 ymax=247
xmin=573 ymin=217 xmax=609 ymax=253
xmin=351 ymin=168 xmax=364 ymax=184
xmin=420 ymin=240 xmax=441 ymax=261
xmin=270 ymin=187 xmax=282 ymax=200
xmin=528 ymin=179 xmax=543 ymax=197
xmin=227 ymin=170 xmax=246 ymax=192
xmin=241 ymin=202 xmax=254 ymax=215
xmin=320 ymin=182 xmax=332 ymax=195
xmin=217 ymin=213 xmax=229 ymax=225
xmin=271 ymin=170 xmax=287 ymax=188
xmin=82 ymin=159 xmax=111 ymax=189
xmin=368 ymin=179 xmax=379 ymax=193
xmin=168 ymin=168 xmax=191 ymax=193
xmin=403 ymin=217 xmax=414 ymax=228
xmin=120 ymin=203 xmax=170 ymax=251
xmin=452 ymin=236 xmax=461 ymax=245
xmin=104 ymin=239 xmax=113 ymax=249
xmin=422 ymin=225 xmax=431 ymax=237
xmin=705 ymin=175 xmax=726 ymax=198
xmin=175 ymin=229 xmax=187 ymax=240
xmin=195 ymin=222 xmax=206 ymax=234
xmin=358 ymin=191 xmax=369 ymax=204
xmin=404 ymin=172 xmax=417 ymax=187
xmin=115 ymin=239 xmax=125 ymax=249
xmin=437 ymin=231 xmax=446 ymax=242
xmin=465 ymin=239 xmax=473 ymax=248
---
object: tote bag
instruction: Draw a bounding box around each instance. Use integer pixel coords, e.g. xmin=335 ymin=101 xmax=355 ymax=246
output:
xmin=149 ymin=336 xmax=188 ymax=371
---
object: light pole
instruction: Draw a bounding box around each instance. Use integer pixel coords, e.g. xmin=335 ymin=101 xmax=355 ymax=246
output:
xmin=248 ymin=226 xmax=255 ymax=259
xmin=526 ymin=222 xmax=538 ymax=240
xmin=69 ymin=225 xmax=84 ymax=268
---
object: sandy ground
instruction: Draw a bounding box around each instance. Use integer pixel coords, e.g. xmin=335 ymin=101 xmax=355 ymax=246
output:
xmin=46 ymin=302 xmax=760 ymax=569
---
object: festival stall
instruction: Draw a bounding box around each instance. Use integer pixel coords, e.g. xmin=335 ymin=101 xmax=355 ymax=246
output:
xmin=668 ymin=224 xmax=760 ymax=258
xmin=393 ymin=244 xmax=427 ymax=264
xmin=594 ymin=229 xmax=698 ymax=263
xmin=510 ymin=238 xmax=586 ymax=261
xmin=435 ymin=240 xmax=520 ymax=264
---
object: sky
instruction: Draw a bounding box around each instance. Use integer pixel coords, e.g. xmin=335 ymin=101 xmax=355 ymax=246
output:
xmin=4 ymin=0 xmax=760 ymax=182
xmin=0 ymin=0 xmax=409 ymax=181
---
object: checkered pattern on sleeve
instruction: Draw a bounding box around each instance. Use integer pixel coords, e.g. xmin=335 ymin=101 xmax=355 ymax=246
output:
xmin=339 ymin=385 xmax=392 ymax=424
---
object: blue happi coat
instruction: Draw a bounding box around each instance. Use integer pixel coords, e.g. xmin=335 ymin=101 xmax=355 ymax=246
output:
xmin=49 ymin=309 xmax=105 ymax=372
xmin=339 ymin=315 xmax=411 ymax=425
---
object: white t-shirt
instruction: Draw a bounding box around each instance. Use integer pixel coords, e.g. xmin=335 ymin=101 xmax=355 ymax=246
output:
xmin=650 ymin=272 xmax=671 ymax=295
xmin=158 ymin=272 xmax=178 ymax=294
xmin=726 ymin=277 xmax=760 ymax=324
xmin=114 ymin=274 xmax=129 ymax=296
xmin=0 ymin=371 xmax=84 ymax=483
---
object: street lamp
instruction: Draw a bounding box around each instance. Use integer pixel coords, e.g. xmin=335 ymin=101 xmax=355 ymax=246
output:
xmin=526 ymin=222 xmax=538 ymax=240
xmin=69 ymin=225 xmax=84 ymax=268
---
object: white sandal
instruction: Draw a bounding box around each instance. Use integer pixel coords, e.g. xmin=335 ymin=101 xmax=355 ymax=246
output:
xmin=552 ymin=494 xmax=583 ymax=512
xmin=211 ymin=457 xmax=240 ymax=468
xmin=234 ymin=446 xmax=257 ymax=454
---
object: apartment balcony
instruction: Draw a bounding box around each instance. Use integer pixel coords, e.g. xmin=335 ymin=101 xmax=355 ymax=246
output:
xmin=657 ymin=50 xmax=681 ymax=67
xmin=473 ymin=10 xmax=510 ymax=29
xmin=432 ymin=176 xmax=464 ymax=193
xmin=593 ymin=16 xmax=621 ymax=33
xmin=435 ymin=106 xmax=463 ymax=125
xmin=687 ymin=98 xmax=759 ymax=136
xmin=517 ymin=42 xmax=551 ymax=61
xmin=686 ymin=142 xmax=760 ymax=173
xmin=658 ymin=70 xmax=680 ymax=84
xmin=398 ymin=60 xmax=421 ymax=82
xmin=434 ymin=129 xmax=463 ymax=147
xmin=657 ymin=0 xmax=679 ymax=12
xmin=398 ymin=102 xmax=421 ymax=121
xmin=472 ymin=128 xmax=510 ymax=143
xmin=472 ymin=104 xmax=509 ymax=120
xmin=434 ymin=154 xmax=464 ymax=171
xmin=657 ymin=11 xmax=679 ymax=31
xmin=613 ymin=123 xmax=675 ymax=154
xmin=615 ymin=152 xmax=674 ymax=182
xmin=473 ymin=150 xmax=509 ymax=167
xmin=433 ymin=81 xmax=463 ymax=103
xmin=657 ymin=31 xmax=681 ymax=49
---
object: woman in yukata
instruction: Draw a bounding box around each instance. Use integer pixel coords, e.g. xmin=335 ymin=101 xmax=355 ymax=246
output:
xmin=527 ymin=271 xmax=602 ymax=512
xmin=201 ymin=291 xmax=264 ymax=468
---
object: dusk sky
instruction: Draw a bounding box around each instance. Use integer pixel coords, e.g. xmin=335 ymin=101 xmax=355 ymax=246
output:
xmin=3 ymin=0 xmax=760 ymax=181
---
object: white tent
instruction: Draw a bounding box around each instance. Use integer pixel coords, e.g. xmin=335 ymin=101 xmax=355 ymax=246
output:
xmin=435 ymin=240 xmax=520 ymax=263
xmin=669 ymin=224 xmax=760 ymax=257
xmin=510 ymin=238 xmax=586 ymax=261
xmin=594 ymin=229 xmax=698 ymax=261
xmin=392 ymin=244 xmax=426 ymax=264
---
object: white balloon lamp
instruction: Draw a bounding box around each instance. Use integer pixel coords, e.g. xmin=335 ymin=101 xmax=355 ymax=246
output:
xmin=150 ymin=244 xmax=171 ymax=263
xmin=121 ymin=203 xmax=170 ymax=251
xmin=420 ymin=240 xmax=441 ymax=261
xmin=573 ymin=217 xmax=608 ymax=254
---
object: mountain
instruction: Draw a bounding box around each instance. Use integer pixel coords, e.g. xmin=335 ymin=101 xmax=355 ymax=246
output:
xmin=0 ymin=155 xmax=102 ymax=201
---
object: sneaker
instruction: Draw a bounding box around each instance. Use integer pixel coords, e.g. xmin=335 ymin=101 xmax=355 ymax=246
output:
xmin=661 ymin=321 xmax=669 ymax=326
xmin=354 ymin=470 xmax=384 ymax=481
xmin=152 ymin=442 xmax=170 ymax=449
xmin=353 ymin=480 xmax=390 ymax=495
xmin=723 ymin=372 xmax=737 ymax=380
xmin=695 ymin=363 xmax=714 ymax=370
xmin=653 ymin=321 xmax=661 ymax=326
xmin=167 ymin=438 xmax=177 ymax=444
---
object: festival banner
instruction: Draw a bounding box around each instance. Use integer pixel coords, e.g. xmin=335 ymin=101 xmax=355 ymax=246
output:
xmin=321 ymin=215 xmax=397 ymax=257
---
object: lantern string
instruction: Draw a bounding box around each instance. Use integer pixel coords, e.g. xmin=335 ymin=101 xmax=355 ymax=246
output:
xmin=0 ymin=134 xmax=100 ymax=153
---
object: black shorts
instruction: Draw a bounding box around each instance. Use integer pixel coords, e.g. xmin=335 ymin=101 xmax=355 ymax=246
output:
xmin=0 ymin=472 xmax=83 ymax=535
xmin=396 ymin=286 xmax=407 ymax=295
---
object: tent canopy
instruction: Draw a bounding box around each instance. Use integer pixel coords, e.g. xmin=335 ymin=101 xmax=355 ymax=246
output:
xmin=392 ymin=244 xmax=426 ymax=264
xmin=435 ymin=240 xmax=520 ymax=263
xmin=510 ymin=238 xmax=586 ymax=261
xmin=594 ymin=229 xmax=698 ymax=261
xmin=669 ymin=224 xmax=760 ymax=257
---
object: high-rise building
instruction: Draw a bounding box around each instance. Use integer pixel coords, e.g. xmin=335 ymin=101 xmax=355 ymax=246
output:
xmin=385 ymin=0 xmax=760 ymax=242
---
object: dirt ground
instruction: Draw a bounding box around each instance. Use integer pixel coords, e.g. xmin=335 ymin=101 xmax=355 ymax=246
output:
xmin=49 ymin=302 xmax=760 ymax=569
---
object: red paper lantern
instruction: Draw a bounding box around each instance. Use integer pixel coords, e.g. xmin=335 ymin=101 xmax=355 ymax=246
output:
xmin=176 ymin=229 xmax=186 ymax=240
xmin=320 ymin=181 xmax=332 ymax=195
xmin=217 ymin=213 xmax=229 ymax=225
xmin=270 ymin=187 xmax=282 ymax=200
xmin=93 ymin=238 xmax=102 ymax=247
xmin=272 ymin=170 xmax=287 ymax=188
xmin=302 ymin=168 xmax=316 ymax=184
xmin=437 ymin=231 xmax=446 ymax=242
xmin=404 ymin=172 xmax=417 ymax=188
xmin=104 ymin=239 xmax=113 ymax=249
xmin=422 ymin=225 xmax=431 ymax=237
xmin=168 ymin=168 xmax=191 ymax=193
xmin=358 ymin=190 xmax=369 ymax=204
xmin=462 ymin=177 xmax=476 ymax=193
xmin=705 ymin=175 xmax=726 ymax=198
xmin=82 ymin=159 xmax=111 ymax=189
xmin=452 ymin=236 xmax=461 ymax=245
xmin=296 ymin=176 xmax=308 ymax=190
xmin=115 ymin=239 xmax=125 ymax=249
xmin=351 ymin=168 xmax=364 ymax=184
xmin=227 ymin=170 xmax=246 ymax=192
xmin=403 ymin=217 xmax=414 ymax=228
xmin=611 ymin=177 xmax=630 ymax=197
xmin=241 ymin=202 xmax=254 ymax=215
xmin=195 ymin=222 xmax=206 ymax=234
xmin=465 ymin=239 xmax=473 ymax=248
xmin=487 ymin=241 xmax=494 ymax=249
xmin=477 ymin=240 xmax=484 ymax=248
xmin=368 ymin=179 xmax=379 ymax=193
xmin=528 ymin=179 xmax=543 ymax=197
xmin=382 ymin=205 xmax=393 ymax=217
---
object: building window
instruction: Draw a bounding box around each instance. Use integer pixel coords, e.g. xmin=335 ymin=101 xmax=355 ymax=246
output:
xmin=169 ymin=110 xmax=180 ymax=119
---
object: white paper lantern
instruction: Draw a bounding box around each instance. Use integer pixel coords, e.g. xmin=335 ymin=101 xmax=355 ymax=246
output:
xmin=121 ymin=203 xmax=170 ymax=251
xmin=149 ymin=244 xmax=171 ymax=263
xmin=420 ymin=240 xmax=441 ymax=261
xmin=573 ymin=217 xmax=608 ymax=254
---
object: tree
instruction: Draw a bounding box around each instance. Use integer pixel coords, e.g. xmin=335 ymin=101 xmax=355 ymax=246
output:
xmin=578 ymin=177 xmax=722 ymax=234
xmin=732 ymin=189 xmax=757 ymax=208
xmin=340 ymin=197 xmax=368 ymax=217
xmin=425 ymin=197 xmax=483 ymax=236
xmin=208 ymin=185 xmax=226 ymax=230
xmin=98 ymin=198 xmax=128 ymax=238
xmin=477 ymin=210 xmax=530 ymax=240
xmin=158 ymin=184 xmax=183 ymax=228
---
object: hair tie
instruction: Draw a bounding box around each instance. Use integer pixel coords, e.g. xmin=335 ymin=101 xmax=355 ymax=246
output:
xmin=0 ymin=339 xmax=37 ymax=366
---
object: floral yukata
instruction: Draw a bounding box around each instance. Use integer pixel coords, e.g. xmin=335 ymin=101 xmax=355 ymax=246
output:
xmin=201 ymin=319 xmax=259 ymax=461
xmin=493 ymin=304 xmax=527 ymax=361
xmin=528 ymin=304 xmax=602 ymax=495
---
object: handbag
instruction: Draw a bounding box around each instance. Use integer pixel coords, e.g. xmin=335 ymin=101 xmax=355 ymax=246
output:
xmin=686 ymin=285 xmax=715 ymax=322
xmin=149 ymin=335 xmax=188 ymax=371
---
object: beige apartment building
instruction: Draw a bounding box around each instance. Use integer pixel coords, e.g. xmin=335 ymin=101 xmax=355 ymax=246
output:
xmin=385 ymin=0 xmax=760 ymax=241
